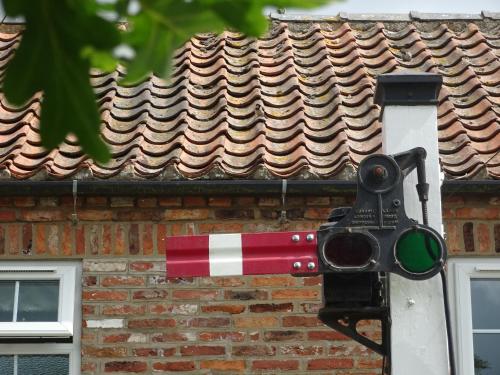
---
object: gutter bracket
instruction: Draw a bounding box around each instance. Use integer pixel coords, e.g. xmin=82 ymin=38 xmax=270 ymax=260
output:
xmin=279 ymin=179 xmax=288 ymax=225
xmin=72 ymin=180 xmax=78 ymax=226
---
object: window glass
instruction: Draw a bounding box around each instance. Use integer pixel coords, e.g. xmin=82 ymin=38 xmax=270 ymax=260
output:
xmin=0 ymin=281 xmax=15 ymax=322
xmin=473 ymin=333 xmax=500 ymax=375
xmin=18 ymin=354 xmax=69 ymax=375
xmin=471 ymin=279 xmax=500 ymax=330
xmin=17 ymin=281 xmax=59 ymax=322
xmin=0 ymin=355 xmax=14 ymax=375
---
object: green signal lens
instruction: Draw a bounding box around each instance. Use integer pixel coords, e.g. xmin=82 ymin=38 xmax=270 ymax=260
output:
xmin=395 ymin=228 xmax=442 ymax=274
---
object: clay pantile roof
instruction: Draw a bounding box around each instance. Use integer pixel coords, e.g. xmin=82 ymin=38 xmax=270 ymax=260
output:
xmin=0 ymin=13 xmax=499 ymax=181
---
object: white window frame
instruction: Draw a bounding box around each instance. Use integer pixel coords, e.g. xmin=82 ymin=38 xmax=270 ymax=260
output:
xmin=0 ymin=261 xmax=81 ymax=375
xmin=448 ymin=257 xmax=500 ymax=375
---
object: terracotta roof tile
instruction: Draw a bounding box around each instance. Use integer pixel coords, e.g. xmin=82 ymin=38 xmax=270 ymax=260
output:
xmin=0 ymin=18 xmax=499 ymax=180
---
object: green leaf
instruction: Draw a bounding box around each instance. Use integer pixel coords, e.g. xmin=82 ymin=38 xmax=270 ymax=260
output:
xmin=3 ymin=0 xmax=119 ymax=162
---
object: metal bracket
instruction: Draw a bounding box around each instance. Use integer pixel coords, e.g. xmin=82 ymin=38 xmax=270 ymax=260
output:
xmin=279 ymin=179 xmax=288 ymax=224
xmin=71 ymin=180 xmax=78 ymax=225
xmin=318 ymin=306 xmax=391 ymax=356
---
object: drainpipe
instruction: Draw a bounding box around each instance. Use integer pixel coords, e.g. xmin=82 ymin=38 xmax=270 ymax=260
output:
xmin=375 ymin=73 xmax=450 ymax=375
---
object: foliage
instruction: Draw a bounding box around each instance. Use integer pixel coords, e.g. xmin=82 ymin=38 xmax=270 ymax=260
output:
xmin=2 ymin=0 xmax=330 ymax=162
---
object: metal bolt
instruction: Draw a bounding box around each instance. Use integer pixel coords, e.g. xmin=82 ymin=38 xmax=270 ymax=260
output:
xmin=306 ymin=233 xmax=315 ymax=242
xmin=307 ymin=262 xmax=316 ymax=270
xmin=293 ymin=262 xmax=302 ymax=269
xmin=291 ymin=234 xmax=300 ymax=242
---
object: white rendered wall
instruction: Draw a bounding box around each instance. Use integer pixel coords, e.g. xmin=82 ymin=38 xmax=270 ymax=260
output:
xmin=382 ymin=105 xmax=449 ymax=375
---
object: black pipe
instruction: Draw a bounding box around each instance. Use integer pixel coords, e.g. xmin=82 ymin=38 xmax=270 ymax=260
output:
xmin=0 ymin=179 xmax=496 ymax=197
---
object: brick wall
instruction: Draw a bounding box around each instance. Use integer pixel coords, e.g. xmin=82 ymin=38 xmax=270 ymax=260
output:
xmin=0 ymin=193 xmax=498 ymax=374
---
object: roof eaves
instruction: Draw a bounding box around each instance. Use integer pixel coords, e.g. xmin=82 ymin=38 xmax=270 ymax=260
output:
xmin=270 ymin=11 xmax=498 ymax=22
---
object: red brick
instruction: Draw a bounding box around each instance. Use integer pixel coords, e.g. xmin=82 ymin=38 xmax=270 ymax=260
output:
xmin=158 ymin=197 xmax=182 ymax=207
xmin=19 ymin=210 xmax=64 ymax=222
xmin=132 ymin=348 xmax=159 ymax=357
xmin=102 ymin=304 xmax=146 ymax=315
xmin=358 ymin=358 xmax=383 ymax=368
xmin=7 ymin=224 xmax=20 ymax=255
xmin=79 ymin=210 xmax=113 ymax=221
xmin=87 ymin=224 xmax=100 ymax=255
xmin=304 ymin=207 xmax=331 ymax=220
xmin=83 ymin=276 xmax=97 ymax=287
xmin=81 ymin=362 xmax=96 ymax=372
xmin=128 ymin=319 xmax=176 ymax=329
xmin=477 ymin=223 xmax=492 ymax=253
xmin=152 ymin=333 xmax=192 ymax=342
xmin=252 ymin=360 xmax=299 ymax=371
xmin=282 ymin=316 xmax=322 ymax=327
xmin=235 ymin=197 xmax=255 ymax=206
xmin=463 ymin=222 xmax=475 ymax=252
xmin=208 ymin=197 xmax=232 ymax=207
xmin=115 ymin=224 xmax=126 ymax=255
xmin=137 ymin=198 xmax=157 ymax=208
xmin=165 ymin=209 xmax=210 ymax=221
xmin=153 ymin=361 xmax=195 ymax=371
xmin=104 ymin=361 xmax=147 ymax=372
xmin=185 ymin=318 xmax=230 ymax=328
xmin=304 ymin=275 xmax=323 ymax=286
xmin=83 ymin=346 xmax=127 ymax=357
xmin=456 ymin=207 xmax=500 ymax=220
xmin=82 ymin=305 xmax=95 ymax=315
xmin=130 ymin=261 xmax=154 ymax=272
xmin=115 ymin=210 xmax=161 ymax=221
xmin=233 ymin=345 xmax=275 ymax=356
xmin=86 ymin=197 xmax=108 ymax=206
xmin=198 ymin=223 xmax=244 ymax=234
xmin=308 ymin=330 xmax=349 ymax=341
xmin=13 ymin=197 xmax=35 ymax=207
xmin=307 ymin=358 xmax=354 ymax=370
xmin=142 ymin=223 xmax=153 ymax=255
xmin=249 ymin=303 xmax=293 ymax=313
xmin=62 ymin=223 xmax=73 ymax=255
xmin=199 ymin=276 xmax=246 ymax=287
xmin=234 ymin=317 xmax=278 ymax=328
xmin=200 ymin=360 xmax=245 ymax=372
xmin=35 ymin=224 xmax=47 ymax=254
xmin=157 ymin=223 xmax=167 ymax=255
xmin=103 ymin=223 xmax=112 ymax=255
xmin=199 ymin=331 xmax=245 ymax=342
xmin=201 ymin=304 xmax=245 ymax=314
xmin=102 ymin=276 xmax=145 ymax=287
xmin=306 ymin=196 xmax=331 ymax=206
xmin=133 ymin=290 xmax=169 ymax=300
xmin=258 ymin=198 xmax=280 ymax=207
xmin=224 ymin=290 xmax=268 ymax=300
xmin=45 ymin=224 xmax=58 ymax=255
xmin=0 ymin=210 xmax=15 ymax=221
xmin=110 ymin=197 xmax=135 ymax=208
xmin=180 ymin=345 xmax=225 ymax=356
xmin=183 ymin=196 xmax=206 ymax=207
xmin=0 ymin=226 xmax=4 ymax=254
xmin=83 ymin=290 xmax=128 ymax=301
xmin=129 ymin=223 xmax=139 ymax=255
xmin=103 ymin=334 xmax=130 ymax=343
xmin=279 ymin=345 xmax=323 ymax=355
xmin=76 ymin=224 xmax=85 ymax=255
xmin=173 ymin=290 xmax=218 ymax=300
xmin=271 ymin=289 xmax=319 ymax=300
xmin=250 ymin=276 xmax=296 ymax=287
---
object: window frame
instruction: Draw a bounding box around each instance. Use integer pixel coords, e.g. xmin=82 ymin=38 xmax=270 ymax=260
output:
xmin=0 ymin=261 xmax=81 ymax=375
xmin=448 ymin=257 xmax=500 ymax=375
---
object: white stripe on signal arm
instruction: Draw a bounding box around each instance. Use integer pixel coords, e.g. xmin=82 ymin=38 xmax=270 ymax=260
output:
xmin=209 ymin=233 xmax=243 ymax=276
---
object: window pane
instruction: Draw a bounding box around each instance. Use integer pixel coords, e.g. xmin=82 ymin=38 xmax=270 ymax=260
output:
xmin=474 ymin=333 xmax=500 ymax=375
xmin=471 ymin=279 xmax=500 ymax=329
xmin=18 ymin=355 xmax=69 ymax=375
xmin=17 ymin=281 xmax=59 ymax=322
xmin=0 ymin=355 xmax=14 ymax=375
xmin=0 ymin=281 xmax=15 ymax=322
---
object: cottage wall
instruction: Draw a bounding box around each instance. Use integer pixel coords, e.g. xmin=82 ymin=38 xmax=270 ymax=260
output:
xmin=0 ymin=193 xmax=498 ymax=374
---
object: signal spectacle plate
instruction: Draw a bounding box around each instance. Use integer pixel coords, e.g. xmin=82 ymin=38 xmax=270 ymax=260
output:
xmin=358 ymin=155 xmax=401 ymax=194
xmin=320 ymin=230 xmax=379 ymax=272
xmin=394 ymin=225 xmax=446 ymax=277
